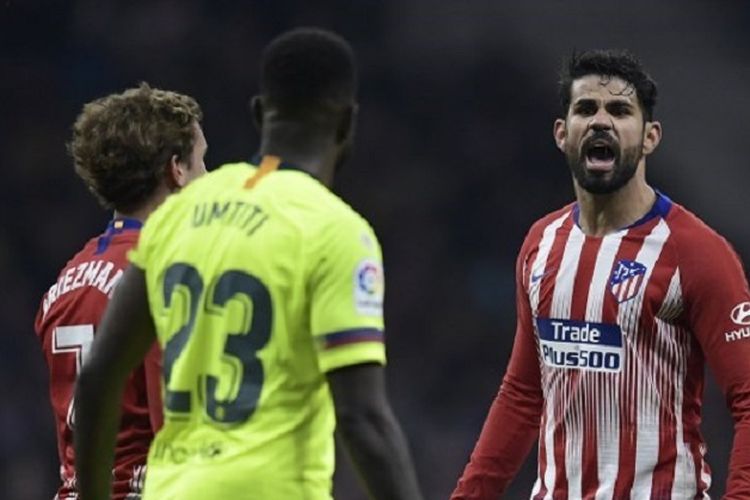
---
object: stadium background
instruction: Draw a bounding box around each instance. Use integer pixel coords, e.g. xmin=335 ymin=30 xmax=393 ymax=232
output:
xmin=3 ymin=1 xmax=749 ymax=498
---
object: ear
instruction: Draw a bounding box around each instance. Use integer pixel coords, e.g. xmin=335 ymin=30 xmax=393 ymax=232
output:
xmin=250 ymin=95 xmax=264 ymax=131
xmin=642 ymin=120 xmax=662 ymax=156
xmin=166 ymin=154 xmax=191 ymax=190
xmin=335 ymin=103 xmax=358 ymax=144
xmin=553 ymin=118 xmax=567 ymax=152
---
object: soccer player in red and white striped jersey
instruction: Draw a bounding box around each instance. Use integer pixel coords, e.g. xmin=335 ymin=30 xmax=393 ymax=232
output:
xmin=452 ymin=50 xmax=750 ymax=499
xmin=34 ymin=84 xmax=206 ymax=499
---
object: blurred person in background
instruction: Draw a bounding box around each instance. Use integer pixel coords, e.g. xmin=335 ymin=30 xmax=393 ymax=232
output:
xmin=452 ymin=49 xmax=750 ymax=499
xmin=34 ymin=83 xmax=207 ymax=500
xmin=73 ymin=28 xmax=423 ymax=500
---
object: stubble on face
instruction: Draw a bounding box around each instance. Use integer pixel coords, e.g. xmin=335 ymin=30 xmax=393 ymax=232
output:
xmin=562 ymin=76 xmax=645 ymax=195
xmin=565 ymin=131 xmax=643 ymax=195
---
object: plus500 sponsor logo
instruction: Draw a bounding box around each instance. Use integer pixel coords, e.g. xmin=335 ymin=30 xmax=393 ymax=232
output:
xmin=536 ymin=318 xmax=623 ymax=373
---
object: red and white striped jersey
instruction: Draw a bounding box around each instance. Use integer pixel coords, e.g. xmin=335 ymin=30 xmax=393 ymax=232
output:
xmin=453 ymin=192 xmax=750 ymax=499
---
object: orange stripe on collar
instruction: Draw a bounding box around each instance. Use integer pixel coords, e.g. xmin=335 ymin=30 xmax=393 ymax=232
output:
xmin=244 ymin=155 xmax=281 ymax=189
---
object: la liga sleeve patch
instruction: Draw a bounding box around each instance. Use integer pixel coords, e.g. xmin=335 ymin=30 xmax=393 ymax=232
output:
xmin=353 ymin=258 xmax=384 ymax=316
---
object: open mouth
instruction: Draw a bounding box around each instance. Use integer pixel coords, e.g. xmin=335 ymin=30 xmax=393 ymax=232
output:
xmin=584 ymin=143 xmax=616 ymax=172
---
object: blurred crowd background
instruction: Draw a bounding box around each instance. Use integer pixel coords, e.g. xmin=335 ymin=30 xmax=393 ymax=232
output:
xmin=3 ymin=1 xmax=749 ymax=498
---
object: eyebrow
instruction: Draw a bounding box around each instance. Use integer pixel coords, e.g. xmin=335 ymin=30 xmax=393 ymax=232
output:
xmin=574 ymin=96 xmax=634 ymax=104
xmin=573 ymin=97 xmax=635 ymax=109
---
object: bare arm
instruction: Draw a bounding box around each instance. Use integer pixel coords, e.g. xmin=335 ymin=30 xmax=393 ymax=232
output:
xmin=143 ymin=343 xmax=164 ymax=431
xmin=74 ymin=266 xmax=156 ymax=500
xmin=327 ymin=363 xmax=423 ymax=500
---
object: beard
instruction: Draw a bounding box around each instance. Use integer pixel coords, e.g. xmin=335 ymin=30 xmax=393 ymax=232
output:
xmin=565 ymin=131 xmax=643 ymax=195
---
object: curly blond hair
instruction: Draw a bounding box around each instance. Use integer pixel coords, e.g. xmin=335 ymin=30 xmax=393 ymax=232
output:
xmin=69 ymin=83 xmax=202 ymax=212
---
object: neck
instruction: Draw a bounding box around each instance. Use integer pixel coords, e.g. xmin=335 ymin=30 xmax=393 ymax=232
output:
xmin=113 ymin=188 xmax=171 ymax=223
xmin=259 ymin=121 xmax=338 ymax=187
xmin=574 ymin=164 xmax=655 ymax=237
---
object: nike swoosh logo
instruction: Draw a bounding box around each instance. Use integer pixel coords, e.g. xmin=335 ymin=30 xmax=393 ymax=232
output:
xmin=531 ymin=269 xmax=554 ymax=283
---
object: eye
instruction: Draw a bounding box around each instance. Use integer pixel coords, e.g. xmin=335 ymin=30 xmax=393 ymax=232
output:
xmin=608 ymin=103 xmax=632 ymax=117
xmin=573 ymin=102 xmax=597 ymax=116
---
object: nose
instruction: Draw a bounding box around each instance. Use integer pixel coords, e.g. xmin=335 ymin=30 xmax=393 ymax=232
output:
xmin=589 ymin=108 xmax=613 ymax=131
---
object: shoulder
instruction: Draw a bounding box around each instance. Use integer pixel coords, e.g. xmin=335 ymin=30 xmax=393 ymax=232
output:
xmin=291 ymin=187 xmax=382 ymax=282
xmin=665 ymin=202 xmax=740 ymax=261
xmin=271 ymin=172 xmax=377 ymax=239
xmin=47 ymin=234 xmax=101 ymax=285
xmin=312 ymin=197 xmax=380 ymax=265
xmin=328 ymin=195 xmax=374 ymax=234
xmin=323 ymin=194 xmax=377 ymax=248
xmin=511 ymin=203 xmax=574 ymax=281
xmin=36 ymin=238 xmax=94 ymax=319
xmin=520 ymin=203 xmax=575 ymax=255
xmin=68 ymin=235 xmax=102 ymax=266
xmin=664 ymin=202 xmax=746 ymax=292
xmin=35 ymin=233 xmax=125 ymax=331
xmin=107 ymin=231 xmax=140 ymax=257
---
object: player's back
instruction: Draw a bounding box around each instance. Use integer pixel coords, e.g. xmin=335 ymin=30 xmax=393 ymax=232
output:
xmin=133 ymin=158 xmax=385 ymax=500
xmin=35 ymin=221 xmax=155 ymax=499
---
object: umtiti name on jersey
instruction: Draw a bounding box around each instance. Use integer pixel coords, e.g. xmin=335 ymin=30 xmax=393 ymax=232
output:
xmin=191 ymin=200 xmax=269 ymax=237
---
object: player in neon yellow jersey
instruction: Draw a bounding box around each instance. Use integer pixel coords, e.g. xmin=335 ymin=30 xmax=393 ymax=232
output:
xmin=74 ymin=28 xmax=423 ymax=500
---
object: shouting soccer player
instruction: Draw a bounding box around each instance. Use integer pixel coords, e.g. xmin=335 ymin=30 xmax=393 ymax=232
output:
xmin=34 ymin=84 xmax=206 ymax=500
xmin=452 ymin=50 xmax=750 ymax=499
xmin=73 ymin=28 xmax=423 ymax=500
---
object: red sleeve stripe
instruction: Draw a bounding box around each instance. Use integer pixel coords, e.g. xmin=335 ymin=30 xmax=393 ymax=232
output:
xmin=320 ymin=328 xmax=384 ymax=349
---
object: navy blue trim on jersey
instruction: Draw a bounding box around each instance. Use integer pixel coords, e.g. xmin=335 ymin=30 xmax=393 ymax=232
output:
xmin=95 ymin=217 xmax=143 ymax=255
xmin=320 ymin=328 xmax=385 ymax=349
xmin=250 ymin=154 xmax=319 ymax=180
xmin=572 ymin=190 xmax=673 ymax=231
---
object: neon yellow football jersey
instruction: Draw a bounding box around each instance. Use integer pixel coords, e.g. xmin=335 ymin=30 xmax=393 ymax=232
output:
xmin=129 ymin=156 xmax=387 ymax=500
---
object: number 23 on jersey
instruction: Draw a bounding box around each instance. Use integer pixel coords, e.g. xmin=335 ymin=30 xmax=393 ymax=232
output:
xmin=160 ymin=263 xmax=272 ymax=425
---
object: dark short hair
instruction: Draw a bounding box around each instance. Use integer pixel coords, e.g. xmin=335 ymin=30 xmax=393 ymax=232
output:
xmin=260 ymin=27 xmax=356 ymax=117
xmin=559 ymin=49 xmax=658 ymax=121
xmin=69 ymin=83 xmax=202 ymax=213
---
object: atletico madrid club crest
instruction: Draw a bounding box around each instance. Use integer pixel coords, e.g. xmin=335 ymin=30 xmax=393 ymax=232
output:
xmin=609 ymin=259 xmax=647 ymax=303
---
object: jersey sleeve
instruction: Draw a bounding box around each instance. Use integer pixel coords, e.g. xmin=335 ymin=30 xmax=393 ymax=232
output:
xmin=307 ymin=211 xmax=386 ymax=373
xmin=680 ymin=230 xmax=750 ymax=497
xmin=452 ymin=233 xmax=544 ymax=499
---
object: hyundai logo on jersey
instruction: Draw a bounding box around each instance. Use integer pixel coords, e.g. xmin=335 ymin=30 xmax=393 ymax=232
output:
xmin=537 ymin=318 xmax=623 ymax=373
xmin=730 ymin=301 xmax=750 ymax=326
xmin=609 ymin=259 xmax=648 ymax=303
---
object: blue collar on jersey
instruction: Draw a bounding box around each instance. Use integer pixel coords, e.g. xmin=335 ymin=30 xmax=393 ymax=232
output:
xmin=95 ymin=217 xmax=143 ymax=255
xmin=250 ymin=154 xmax=320 ymax=180
xmin=572 ymin=190 xmax=673 ymax=231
